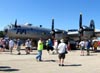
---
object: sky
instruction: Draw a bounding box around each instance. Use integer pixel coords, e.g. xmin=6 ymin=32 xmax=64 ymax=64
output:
xmin=0 ymin=0 xmax=100 ymax=31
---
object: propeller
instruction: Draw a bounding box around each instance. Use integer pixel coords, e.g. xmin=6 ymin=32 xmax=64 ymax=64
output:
xmin=90 ymin=19 xmax=95 ymax=37
xmin=78 ymin=13 xmax=96 ymax=41
xmin=10 ymin=19 xmax=18 ymax=28
xmin=79 ymin=13 xmax=83 ymax=40
xmin=50 ymin=19 xmax=65 ymax=39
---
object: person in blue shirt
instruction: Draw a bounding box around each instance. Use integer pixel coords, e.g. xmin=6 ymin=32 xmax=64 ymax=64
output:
xmin=87 ymin=40 xmax=91 ymax=56
xmin=46 ymin=38 xmax=54 ymax=54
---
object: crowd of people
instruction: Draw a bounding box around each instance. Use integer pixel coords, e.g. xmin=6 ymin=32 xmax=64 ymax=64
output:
xmin=35 ymin=38 xmax=68 ymax=66
xmin=0 ymin=37 xmax=100 ymax=66
xmin=79 ymin=39 xmax=99 ymax=56
xmin=0 ymin=38 xmax=32 ymax=55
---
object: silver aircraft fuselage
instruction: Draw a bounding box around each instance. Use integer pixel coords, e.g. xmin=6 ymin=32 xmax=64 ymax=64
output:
xmin=4 ymin=24 xmax=67 ymax=41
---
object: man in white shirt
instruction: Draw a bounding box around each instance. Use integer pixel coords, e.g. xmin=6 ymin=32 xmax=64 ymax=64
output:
xmin=58 ymin=39 xmax=67 ymax=66
xmin=79 ymin=40 xmax=85 ymax=56
xmin=25 ymin=39 xmax=31 ymax=55
xmin=9 ymin=39 xmax=14 ymax=54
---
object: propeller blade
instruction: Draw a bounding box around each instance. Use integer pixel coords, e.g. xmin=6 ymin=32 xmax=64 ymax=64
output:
xmin=15 ymin=19 xmax=17 ymax=27
xmin=90 ymin=19 xmax=95 ymax=37
xmin=90 ymin=19 xmax=95 ymax=29
xmin=79 ymin=13 xmax=82 ymax=28
xmin=52 ymin=19 xmax=54 ymax=31
xmin=79 ymin=13 xmax=83 ymax=41
xmin=51 ymin=18 xmax=55 ymax=39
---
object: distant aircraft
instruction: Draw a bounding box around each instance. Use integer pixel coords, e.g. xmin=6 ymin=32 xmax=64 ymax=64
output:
xmin=4 ymin=13 xmax=100 ymax=43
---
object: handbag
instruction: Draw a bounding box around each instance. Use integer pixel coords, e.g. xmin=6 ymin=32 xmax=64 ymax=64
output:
xmin=65 ymin=50 xmax=68 ymax=54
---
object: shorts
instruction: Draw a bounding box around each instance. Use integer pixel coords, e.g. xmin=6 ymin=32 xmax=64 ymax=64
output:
xmin=58 ymin=53 xmax=65 ymax=59
xmin=17 ymin=46 xmax=21 ymax=51
xmin=47 ymin=46 xmax=54 ymax=51
xmin=26 ymin=47 xmax=30 ymax=50
xmin=81 ymin=46 xmax=85 ymax=50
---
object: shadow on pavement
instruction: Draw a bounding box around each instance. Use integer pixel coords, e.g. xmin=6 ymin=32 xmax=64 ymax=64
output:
xmin=94 ymin=50 xmax=100 ymax=53
xmin=88 ymin=54 xmax=97 ymax=56
xmin=0 ymin=66 xmax=11 ymax=68
xmin=42 ymin=59 xmax=57 ymax=62
xmin=10 ymin=52 xmax=37 ymax=55
xmin=0 ymin=66 xmax=19 ymax=72
xmin=80 ymin=54 xmax=97 ymax=56
xmin=63 ymin=64 xmax=82 ymax=67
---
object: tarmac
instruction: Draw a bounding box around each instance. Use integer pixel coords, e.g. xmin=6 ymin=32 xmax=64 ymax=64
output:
xmin=0 ymin=47 xmax=100 ymax=73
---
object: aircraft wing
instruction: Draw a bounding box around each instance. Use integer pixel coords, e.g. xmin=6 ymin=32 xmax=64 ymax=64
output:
xmin=67 ymin=29 xmax=100 ymax=41
xmin=67 ymin=31 xmax=79 ymax=41
xmin=94 ymin=29 xmax=100 ymax=37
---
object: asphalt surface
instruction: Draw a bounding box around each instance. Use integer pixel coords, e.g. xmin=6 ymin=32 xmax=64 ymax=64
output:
xmin=0 ymin=48 xmax=100 ymax=73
